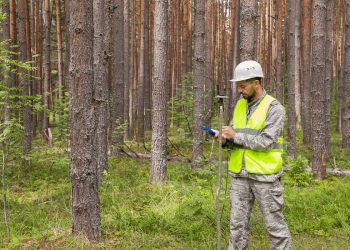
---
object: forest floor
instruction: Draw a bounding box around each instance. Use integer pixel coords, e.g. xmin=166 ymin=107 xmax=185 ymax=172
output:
xmin=1 ymin=131 xmax=350 ymax=249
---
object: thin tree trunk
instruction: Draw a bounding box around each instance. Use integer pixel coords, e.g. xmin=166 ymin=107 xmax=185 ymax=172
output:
xmin=287 ymin=0 xmax=297 ymax=158
xmin=56 ymin=0 xmax=64 ymax=99
xmin=150 ymin=0 xmax=169 ymax=184
xmin=204 ymin=0 xmax=213 ymax=128
xmin=311 ymin=0 xmax=327 ymax=178
xmin=325 ymin=0 xmax=334 ymax=154
xmin=64 ymin=0 xmax=70 ymax=91
xmin=124 ymin=0 xmax=130 ymax=140
xmin=300 ymin=0 xmax=312 ymax=144
xmin=110 ymin=0 xmax=125 ymax=150
xmin=295 ymin=0 xmax=301 ymax=129
xmin=144 ymin=0 xmax=151 ymax=131
xmin=69 ymin=0 xmax=101 ymax=240
xmin=42 ymin=0 xmax=51 ymax=136
xmin=93 ymin=0 xmax=110 ymax=184
xmin=191 ymin=0 xmax=205 ymax=169
xmin=276 ymin=0 xmax=285 ymax=102
xmin=137 ymin=0 xmax=145 ymax=140
xmin=342 ymin=0 xmax=350 ymax=148
xmin=18 ymin=0 xmax=33 ymax=168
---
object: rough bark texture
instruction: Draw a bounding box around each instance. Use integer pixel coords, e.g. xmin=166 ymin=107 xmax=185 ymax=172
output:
xmin=325 ymin=0 xmax=333 ymax=153
xmin=295 ymin=0 xmax=301 ymax=128
xmin=64 ymin=0 xmax=70 ymax=91
xmin=56 ymin=0 xmax=64 ymax=98
xmin=204 ymin=0 xmax=213 ymax=128
xmin=239 ymin=0 xmax=257 ymax=60
xmin=124 ymin=0 xmax=130 ymax=140
xmin=42 ymin=0 xmax=52 ymax=134
xmin=144 ymin=0 xmax=152 ymax=131
xmin=311 ymin=0 xmax=327 ymax=178
xmin=287 ymin=0 xmax=297 ymax=158
xmin=191 ymin=0 xmax=205 ymax=169
xmin=93 ymin=0 xmax=110 ymax=184
xmin=69 ymin=0 xmax=101 ymax=240
xmin=18 ymin=0 xmax=32 ymax=168
xmin=300 ymin=0 xmax=312 ymax=144
xmin=150 ymin=0 xmax=168 ymax=184
xmin=110 ymin=0 xmax=125 ymax=149
xmin=137 ymin=0 xmax=145 ymax=140
xmin=342 ymin=0 xmax=350 ymax=148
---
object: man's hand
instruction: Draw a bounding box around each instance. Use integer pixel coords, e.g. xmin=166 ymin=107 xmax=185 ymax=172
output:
xmin=222 ymin=126 xmax=235 ymax=139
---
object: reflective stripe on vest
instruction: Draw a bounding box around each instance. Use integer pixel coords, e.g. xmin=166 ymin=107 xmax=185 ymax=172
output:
xmin=228 ymin=94 xmax=283 ymax=174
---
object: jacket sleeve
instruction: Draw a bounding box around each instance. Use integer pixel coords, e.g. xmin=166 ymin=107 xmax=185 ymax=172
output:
xmin=233 ymin=101 xmax=285 ymax=150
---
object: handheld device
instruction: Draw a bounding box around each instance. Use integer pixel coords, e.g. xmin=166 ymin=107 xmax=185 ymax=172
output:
xmin=200 ymin=126 xmax=234 ymax=143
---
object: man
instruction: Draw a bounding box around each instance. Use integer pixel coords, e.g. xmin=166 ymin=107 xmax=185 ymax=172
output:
xmin=219 ymin=60 xmax=292 ymax=249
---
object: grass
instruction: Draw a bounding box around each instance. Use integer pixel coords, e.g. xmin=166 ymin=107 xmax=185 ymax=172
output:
xmin=1 ymin=132 xmax=350 ymax=249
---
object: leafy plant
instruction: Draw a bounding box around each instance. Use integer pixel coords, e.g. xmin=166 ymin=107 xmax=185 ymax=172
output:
xmin=285 ymin=155 xmax=314 ymax=187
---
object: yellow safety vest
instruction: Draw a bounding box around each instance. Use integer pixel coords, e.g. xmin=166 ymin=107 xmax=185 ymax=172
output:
xmin=228 ymin=94 xmax=283 ymax=174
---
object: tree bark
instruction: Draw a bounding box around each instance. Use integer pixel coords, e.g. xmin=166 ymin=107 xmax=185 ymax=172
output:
xmin=300 ymin=0 xmax=312 ymax=144
xmin=342 ymin=0 xmax=350 ymax=148
xmin=287 ymin=0 xmax=297 ymax=158
xmin=110 ymin=0 xmax=125 ymax=150
xmin=150 ymin=0 xmax=169 ymax=184
xmin=325 ymin=0 xmax=334 ymax=153
xmin=311 ymin=0 xmax=327 ymax=178
xmin=239 ymin=0 xmax=258 ymax=60
xmin=191 ymin=0 xmax=205 ymax=169
xmin=144 ymin=0 xmax=152 ymax=131
xmin=124 ymin=0 xmax=130 ymax=140
xmin=42 ymin=0 xmax=52 ymax=135
xmin=56 ymin=0 xmax=64 ymax=99
xmin=137 ymin=0 xmax=145 ymax=140
xmin=69 ymin=0 xmax=101 ymax=240
xmin=93 ymin=0 xmax=111 ymax=184
xmin=18 ymin=0 xmax=33 ymax=168
xmin=204 ymin=0 xmax=213 ymax=128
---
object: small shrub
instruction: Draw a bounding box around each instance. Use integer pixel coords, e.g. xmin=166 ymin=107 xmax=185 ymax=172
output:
xmin=285 ymin=156 xmax=314 ymax=187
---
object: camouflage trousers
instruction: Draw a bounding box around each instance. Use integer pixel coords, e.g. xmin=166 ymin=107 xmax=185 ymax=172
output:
xmin=228 ymin=177 xmax=292 ymax=250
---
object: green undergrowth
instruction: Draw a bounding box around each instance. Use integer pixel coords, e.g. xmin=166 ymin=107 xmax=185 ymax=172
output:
xmin=1 ymin=137 xmax=350 ymax=249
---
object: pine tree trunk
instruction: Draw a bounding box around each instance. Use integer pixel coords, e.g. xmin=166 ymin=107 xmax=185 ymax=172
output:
xmin=311 ymin=0 xmax=327 ymax=178
xmin=64 ymin=0 xmax=70 ymax=91
xmin=287 ymin=0 xmax=297 ymax=158
xmin=93 ymin=0 xmax=110 ymax=184
xmin=124 ymin=0 xmax=130 ymax=140
xmin=144 ymin=0 xmax=151 ymax=131
xmin=42 ymin=0 xmax=51 ymax=135
xmin=276 ymin=0 xmax=285 ymax=103
xmin=110 ymin=0 xmax=125 ymax=150
xmin=300 ymin=0 xmax=312 ymax=144
xmin=137 ymin=0 xmax=145 ymax=140
xmin=342 ymin=0 xmax=350 ymax=148
xmin=295 ymin=0 xmax=301 ymax=129
xmin=191 ymin=0 xmax=205 ymax=169
xmin=150 ymin=0 xmax=169 ymax=184
xmin=56 ymin=0 xmax=64 ymax=99
xmin=240 ymin=0 xmax=257 ymax=60
xmin=18 ymin=0 xmax=33 ymax=168
xmin=204 ymin=0 xmax=212 ymax=128
xmin=325 ymin=0 xmax=334 ymax=154
xmin=69 ymin=0 xmax=101 ymax=240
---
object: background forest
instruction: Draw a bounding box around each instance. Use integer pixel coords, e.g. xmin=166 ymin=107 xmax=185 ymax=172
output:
xmin=1 ymin=0 xmax=350 ymax=249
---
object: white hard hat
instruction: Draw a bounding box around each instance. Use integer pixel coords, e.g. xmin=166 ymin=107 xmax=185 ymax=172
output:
xmin=230 ymin=60 xmax=264 ymax=82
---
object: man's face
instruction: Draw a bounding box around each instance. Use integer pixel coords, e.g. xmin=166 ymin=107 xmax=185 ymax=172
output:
xmin=237 ymin=79 xmax=259 ymax=101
